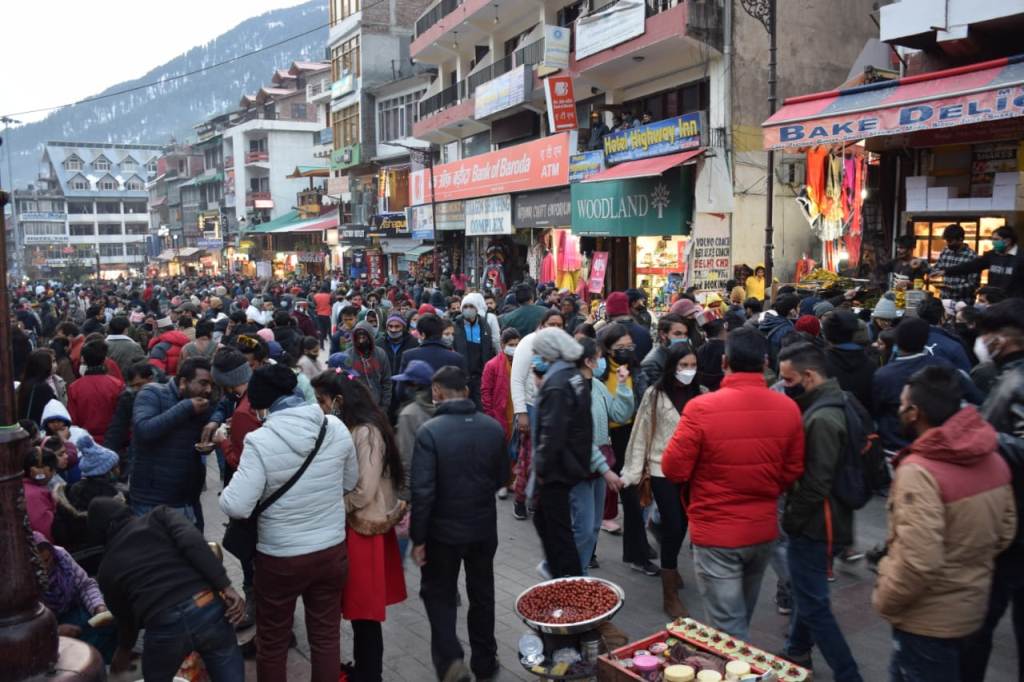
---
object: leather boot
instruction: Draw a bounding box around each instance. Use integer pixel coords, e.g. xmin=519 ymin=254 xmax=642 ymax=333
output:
xmin=662 ymin=570 xmax=688 ymax=619
xmin=671 ymin=568 xmax=685 ymax=591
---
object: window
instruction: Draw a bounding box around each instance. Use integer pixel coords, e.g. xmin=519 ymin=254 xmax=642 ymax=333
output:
xmin=93 ymin=156 xmax=111 ymax=171
xmin=249 ymin=138 xmax=268 ymax=153
xmin=98 ymin=223 xmax=122 ymax=235
xmin=249 ymin=177 xmax=270 ymax=193
xmin=331 ymin=36 xmax=360 ymax=80
xmin=19 ymin=200 xmax=38 ymax=213
xmin=204 ymin=147 xmax=222 ymax=170
xmin=67 ymin=200 xmax=93 ymax=214
xmin=63 ymin=155 xmax=83 ymax=171
xmin=333 ymin=104 xmax=360 ymax=148
xmin=124 ymin=176 xmax=145 ymax=191
xmin=377 ymin=90 xmax=426 ymax=143
xmin=73 ymin=244 xmax=95 ymax=258
xmin=68 ymin=175 xmax=90 ymax=191
xmin=98 ymin=176 xmax=117 ymax=191
xmin=125 ymin=242 xmax=147 ymax=256
xmin=97 ymin=201 xmax=120 ymax=213
xmin=146 ymin=160 xmax=157 ymax=173
xmin=99 ymin=243 xmax=124 ymax=257
xmin=69 ymin=224 xmax=95 ymax=236
xmin=123 ymin=200 xmax=147 ymax=214
xmin=125 ymin=223 xmax=148 ymax=235
xmin=329 ymin=0 xmax=359 ymax=24
xmin=23 ymin=222 xmax=66 ymax=237
xmin=37 ymin=199 xmax=62 ymax=212
xmin=121 ymin=156 xmax=137 ymax=171
xmin=291 ymin=103 xmax=308 ymax=120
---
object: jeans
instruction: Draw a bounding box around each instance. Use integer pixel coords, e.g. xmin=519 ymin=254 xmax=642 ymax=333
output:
xmin=890 ymin=628 xmax=963 ymax=682
xmin=533 ymin=481 xmax=583 ymax=577
xmin=772 ymin=494 xmax=791 ymax=589
xmin=692 ymin=541 xmax=773 ymax=641
xmin=142 ymin=595 xmax=244 ymax=682
xmin=785 ymin=536 xmax=862 ymax=682
xmin=961 ymin=545 xmax=1024 ymax=682
xmin=254 ymin=542 xmax=348 ymax=682
xmin=131 ymin=501 xmax=197 ymax=525
xmin=650 ymin=476 xmax=688 ymax=570
xmin=419 ymin=537 xmax=499 ymax=679
xmin=570 ymin=477 xmax=607 ymax=575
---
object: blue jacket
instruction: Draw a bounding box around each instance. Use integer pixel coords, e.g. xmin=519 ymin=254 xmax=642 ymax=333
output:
xmin=871 ymin=352 xmax=982 ymax=452
xmin=759 ymin=313 xmax=795 ymax=364
xmin=129 ymin=380 xmax=212 ymax=507
xmin=926 ymin=326 xmax=971 ymax=373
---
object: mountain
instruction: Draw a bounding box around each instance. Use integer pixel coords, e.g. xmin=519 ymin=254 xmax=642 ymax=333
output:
xmin=4 ymin=0 xmax=327 ymax=189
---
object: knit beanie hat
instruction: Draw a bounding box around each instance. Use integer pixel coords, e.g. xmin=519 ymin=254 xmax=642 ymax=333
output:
xmin=247 ymin=364 xmax=298 ymax=410
xmin=386 ymin=315 xmax=406 ymax=327
xmin=257 ymin=328 xmax=275 ymax=343
xmin=813 ymin=301 xmax=835 ymax=318
xmin=417 ymin=303 xmax=436 ymax=316
xmin=873 ymin=294 xmax=898 ymax=320
xmin=75 ymin=434 xmax=120 ymax=478
xmin=532 ymin=327 xmax=583 ymax=363
xmin=605 ymin=291 xmax=630 ymax=318
xmin=795 ymin=314 xmax=821 ymax=337
xmin=212 ymin=349 xmax=253 ymax=387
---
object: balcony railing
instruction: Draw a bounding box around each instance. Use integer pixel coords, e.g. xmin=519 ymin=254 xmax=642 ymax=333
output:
xmin=415 ymin=0 xmax=462 ymax=38
xmin=224 ymin=156 xmax=234 ymax=169
xmin=420 ymin=38 xmax=544 ymax=120
xmin=246 ymin=191 xmax=272 ymax=206
xmin=245 ymin=151 xmax=269 ymax=163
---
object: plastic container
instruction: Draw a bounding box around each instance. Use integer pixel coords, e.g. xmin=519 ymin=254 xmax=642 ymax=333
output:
xmin=664 ymin=664 xmax=697 ymax=682
xmin=697 ymin=671 xmax=723 ymax=682
xmin=725 ymin=660 xmax=752 ymax=680
xmin=632 ymin=654 xmax=661 ymax=681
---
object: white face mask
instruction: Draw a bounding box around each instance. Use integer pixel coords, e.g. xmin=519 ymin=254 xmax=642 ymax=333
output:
xmin=974 ymin=335 xmax=994 ymax=365
xmin=504 ymin=346 xmax=517 ymax=357
xmin=675 ymin=368 xmax=697 ymax=385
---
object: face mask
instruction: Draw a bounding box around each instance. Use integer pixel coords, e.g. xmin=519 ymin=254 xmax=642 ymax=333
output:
xmin=531 ymin=355 xmax=550 ymax=375
xmin=504 ymin=346 xmax=517 ymax=358
xmin=993 ymin=239 xmax=1007 ymax=253
xmin=595 ymin=357 xmax=607 ymax=377
xmin=387 ymin=329 xmax=403 ymax=340
xmin=974 ymin=336 xmax=994 ymax=364
xmin=612 ymin=348 xmax=633 ymax=365
xmin=675 ymin=368 xmax=697 ymax=385
xmin=33 ymin=473 xmax=48 ymax=482
xmin=410 ymin=321 xmax=418 ymax=330
xmin=463 ymin=308 xmax=477 ymax=321
xmin=784 ymin=383 xmax=806 ymax=399
xmin=441 ymin=336 xmax=454 ymax=348
xmin=668 ymin=337 xmax=689 ymax=347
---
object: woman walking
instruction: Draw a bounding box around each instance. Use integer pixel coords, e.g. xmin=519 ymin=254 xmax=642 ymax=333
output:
xmin=623 ymin=342 xmax=702 ymax=617
xmin=17 ymin=349 xmax=62 ymax=427
xmin=312 ymin=370 xmax=407 ymax=682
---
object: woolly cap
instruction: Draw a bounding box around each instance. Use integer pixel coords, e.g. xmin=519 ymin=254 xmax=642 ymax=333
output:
xmin=532 ymin=327 xmax=583 ymax=363
xmin=873 ymin=294 xmax=899 ymax=320
xmin=247 ymin=364 xmax=298 ymax=410
xmin=605 ymin=292 xmax=630 ymax=318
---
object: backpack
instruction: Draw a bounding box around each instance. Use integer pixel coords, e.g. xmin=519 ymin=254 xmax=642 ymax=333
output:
xmin=805 ymin=390 xmax=889 ymax=509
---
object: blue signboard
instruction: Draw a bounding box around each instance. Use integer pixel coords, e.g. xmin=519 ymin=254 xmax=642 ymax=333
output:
xmin=569 ymin=151 xmax=606 ymax=183
xmin=602 ymin=112 xmax=705 ymax=165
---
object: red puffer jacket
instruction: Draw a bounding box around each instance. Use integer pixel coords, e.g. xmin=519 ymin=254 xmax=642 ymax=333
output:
xmin=662 ymin=372 xmax=805 ymax=548
xmin=148 ymin=330 xmax=190 ymax=375
xmin=481 ymin=354 xmax=513 ymax=442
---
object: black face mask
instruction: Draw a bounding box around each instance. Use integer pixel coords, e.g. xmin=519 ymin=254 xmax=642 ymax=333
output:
xmin=612 ymin=349 xmax=633 ymax=365
xmin=784 ymin=383 xmax=806 ymax=399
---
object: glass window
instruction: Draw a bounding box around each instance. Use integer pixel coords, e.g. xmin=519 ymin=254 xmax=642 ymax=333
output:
xmin=98 ymin=223 xmax=122 ymax=235
xmin=124 ymin=200 xmax=147 ymax=214
xmin=99 ymin=243 xmax=124 ymax=257
xmin=125 ymin=223 xmax=148 ymax=235
xmin=23 ymin=222 xmax=66 ymax=236
xmin=98 ymin=177 xmax=117 ymax=191
xmin=64 ymin=156 xmax=83 ymax=171
xmin=121 ymin=157 xmax=137 ymax=170
xmin=330 ymin=0 xmax=360 ymax=24
xmin=331 ymin=36 xmax=360 ymax=80
xmin=73 ymin=244 xmax=95 ymax=258
xmin=377 ymin=90 xmax=426 ymax=143
xmin=125 ymin=177 xmax=145 ymax=191
xmin=69 ymin=176 xmax=90 ymax=191
xmin=97 ymin=201 xmax=120 ymax=213
xmin=126 ymin=242 xmax=147 ymax=256
xmin=93 ymin=157 xmax=111 ymax=171
xmin=69 ymin=224 xmax=95 ymax=236
xmin=67 ymin=201 xmax=93 ymax=214
xmin=334 ymin=104 xmax=360 ymax=147
xmin=291 ymin=102 xmax=308 ymax=120
xmin=146 ymin=160 xmax=157 ymax=173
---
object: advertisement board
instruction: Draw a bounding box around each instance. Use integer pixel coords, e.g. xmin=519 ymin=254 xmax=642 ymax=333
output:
xmin=569 ymin=151 xmax=606 ymax=183
xmin=587 ymin=251 xmax=609 ymax=293
xmin=571 ymin=168 xmax=691 ymax=237
xmin=542 ymin=25 xmax=570 ymax=70
xmin=465 ymin=194 xmax=513 ymax=236
xmin=603 ymin=113 xmax=704 ymax=164
xmin=407 ymin=204 xmax=435 ymax=240
xmin=514 ymin=188 xmax=571 ymax=228
xmin=686 ymin=215 xmax=732 ymax=292
xmin=474 ymin=65 xmax=532 ymax=119
xmin=575 ymin=0 xmax=646 ymax=60
xmin=544 ymin=76 xmax=578 ymax=132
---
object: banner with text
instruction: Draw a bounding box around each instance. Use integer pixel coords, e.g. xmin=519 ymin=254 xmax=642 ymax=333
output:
xmin=544 ymin=76 xmax=578 ymax=132
xmin=603 ymin=112 xmax=705 ymax=164
xmin=588 ymin=251 xmax=609 ymax=294
xmin=686 ymin=215 xmax=732 ymax=292
xmin=465 ymin=194 xmax=513 ymax=236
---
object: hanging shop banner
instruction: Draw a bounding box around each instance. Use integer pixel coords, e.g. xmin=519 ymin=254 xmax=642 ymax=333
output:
xmin=465 ymin=194 xmax=513 ymax=236
xmin=569 ymin=151 xmax=606 ymax=183
xmin=686 ymin=215 xmax=732 ymax=292
xmin=370 ymin=211 xmax=409 ymax=238
xmin=514 ymin=188 xmax=571 ymax=228
xmin=406 ymin=205 xmax=435 ymax=240
xmin=575 ymin=0 xmax=646 ymax=61
xmin=434 ymin=201 xmax=466 ymax=231
xmin=475 ymin=65 xmax=532 ymax=119
xmin=410 ymin=133 xmax=571 ymax=204
xmin=366 ymin=249 xmax=384 ymax=283
xmin=588 ymin=251 xmax=609 ymax=294
xmin=571 ymin=168 xmax=691 ymax=237
xmin=603 ymin=113 xmax=705 ymax=164
xmin=542 ymin=25 xmax=570 ymax=71
xmin=544 ymin=76 xmax=578 ymax=133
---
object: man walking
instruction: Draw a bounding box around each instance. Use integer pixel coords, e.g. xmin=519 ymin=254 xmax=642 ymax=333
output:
xmin=662 ymin=327 xmax=805 ymax=640
xmin=411 ymin=366 xmax=508 ymax=682
xmin=876 ymin=366 xmax=1015 ymax=681
xmin=777 ymin=343 xmax=863 ymax=681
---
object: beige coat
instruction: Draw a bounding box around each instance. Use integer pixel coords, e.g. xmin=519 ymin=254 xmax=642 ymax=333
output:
xmin=622 ymin=389 xmax=681 ymax=485
xmin=346 ymin=424 xmax=406 ymax=536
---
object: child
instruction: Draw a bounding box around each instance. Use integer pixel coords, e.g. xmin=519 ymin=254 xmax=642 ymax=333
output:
xmin=53 ymin=434 xmax=122 ymax=555
xmin=39 ymin=399 xmax=81 ymax=485
xmin=23 ymin=447 xmax=58 ymax=541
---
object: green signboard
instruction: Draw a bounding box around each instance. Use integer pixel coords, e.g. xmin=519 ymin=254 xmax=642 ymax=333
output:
xmin=331 ymin=143 xmax=361 ymax=171
xmin=570 ymin=167 xmax=693 ymax=237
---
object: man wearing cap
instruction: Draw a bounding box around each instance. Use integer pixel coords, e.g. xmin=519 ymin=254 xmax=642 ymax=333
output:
xmin=604 ymin=291 xmax=654 ymax=362
xmin=380 ymin=315 xmax=419 ymax=422
xmin=147 ymin=315 xmax=191 ymax=376
xmin=393 ymin=359 xmax=437 ymax=503
xmin=626 ymin=288 xmax=652 ymax=330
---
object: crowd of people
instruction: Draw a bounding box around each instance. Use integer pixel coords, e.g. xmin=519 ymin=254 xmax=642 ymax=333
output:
xmin=7 ymin=245 xmax=1024 ymax=682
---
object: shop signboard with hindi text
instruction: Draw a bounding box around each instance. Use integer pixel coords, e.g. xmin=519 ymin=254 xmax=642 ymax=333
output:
xmin=544 ymin=76 xmax=578 ymax=132
xmin=465 ymin=194 xmax=513 ymax=236
xmin=686 ymin=215 xmax=732 ymax=292
xmin=514 ymin=188 xmax=571 ymax=228
xmin=603 ymin=113 xmax=705 ymax=164
xmin=571 ymin=168 xmax=692 ymax=237
xmin=575 ymin=0 xmax=646 ymax=60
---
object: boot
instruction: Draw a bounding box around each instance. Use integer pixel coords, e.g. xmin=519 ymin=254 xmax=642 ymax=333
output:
xmin=662 ymin=570 xmax=688 ymax=619
xmin=671 ymin=568 xmax=685 ymax=591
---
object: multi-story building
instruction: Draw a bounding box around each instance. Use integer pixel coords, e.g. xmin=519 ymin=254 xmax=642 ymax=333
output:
xmin=18 ymin=141 xmax=160 ymax=278
xmin=406 ymin=0 xmax=878 ymax=293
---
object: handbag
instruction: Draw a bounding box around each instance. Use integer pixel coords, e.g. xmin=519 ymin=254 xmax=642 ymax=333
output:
xmin=637 ymin=393 xmax=658 ymax=508
xmin=223 ymin=418 xmax=328 ymax=563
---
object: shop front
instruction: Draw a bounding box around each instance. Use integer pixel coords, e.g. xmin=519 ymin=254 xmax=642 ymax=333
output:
xmin=763 ymin=55 xmax=1024 ymax=297
xmin=512 ymin=188 xmax=581 ymax=294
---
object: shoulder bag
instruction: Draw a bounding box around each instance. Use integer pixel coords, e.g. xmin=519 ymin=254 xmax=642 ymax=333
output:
xmin=637 ymin=391 xmax=658 ymax=508
xmin=223 ymin=418 xmax=328 ymax=563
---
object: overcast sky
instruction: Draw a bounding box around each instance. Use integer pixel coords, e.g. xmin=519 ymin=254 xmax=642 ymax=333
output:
xmin=0 ymin=0 xmax=309 ymax=124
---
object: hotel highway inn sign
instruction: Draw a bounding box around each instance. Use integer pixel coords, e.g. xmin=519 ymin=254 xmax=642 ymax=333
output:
xmin=603 ymin=112 xmax=705 ymax=164
xmin=571 ymin=168 xmax=692 ymax=237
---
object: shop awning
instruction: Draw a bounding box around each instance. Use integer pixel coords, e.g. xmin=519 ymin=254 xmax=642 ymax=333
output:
xmin=763 ymin=54 xmax=1024 ymax=150
xmin=582 ymin=149 xmax=704 ymax=183
xmin=405 ymin=244 xmax=434 ymax=258
xmin=149 ymin=196 xmax=167 ymax=208
xmin=286 ymin=165 xmax=330 ymax=178
xmin=247 ymin=211 xmax=339 ymax=234
xmin=293 ymin=215 xmax=339 ymax=232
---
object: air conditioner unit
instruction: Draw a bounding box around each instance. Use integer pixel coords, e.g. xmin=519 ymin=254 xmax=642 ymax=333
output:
xmin=775 ymin=154 xmax=806 ymax=186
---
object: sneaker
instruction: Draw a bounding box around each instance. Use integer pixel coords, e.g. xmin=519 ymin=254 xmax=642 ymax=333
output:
xmin=442 ymin=660 xmax=473 ymax=682
xmin=776 ymin=584 xmax=793 ymax=616
xmin=589 ymin=555 xmax=600 ymax=570
xmin=497 ymin=486 xmax=509 ymax=500
xmin=537 ymin=560 xmax=553 ymax=580
xmin=601 ymin=520 xmax=622 ymax=535
xmin=630 ymin=560 xmax=660 ymax=577
xmin=513 ymin=500 xmax=528 ymax=520
xmin=837 ymin=547 xmax=865 ymax=563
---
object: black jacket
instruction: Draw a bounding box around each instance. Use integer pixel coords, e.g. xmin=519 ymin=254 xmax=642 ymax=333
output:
xmin=452 ymin=315 xmax=495 ymax=375
xmin=399 ymin=339 xmax=468 ymax=375
xmin=944 ymin=248 xmax=1024 ymax=298
xmin=824 ymin=344 xmax=876 ymax=410
xmin=534 ymin=362 xmax=593 ymax=486
xmin=410 ymin=399 xmax=508 ymax=545
xmin=93 ymin=502 xmax=231 ymax=630
xmin=378 ymin=333 xmax=419 ymax=380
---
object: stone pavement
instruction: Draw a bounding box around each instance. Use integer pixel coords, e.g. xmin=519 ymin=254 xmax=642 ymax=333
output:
xmin=199 ymin=459 xmax=1019 ymax=681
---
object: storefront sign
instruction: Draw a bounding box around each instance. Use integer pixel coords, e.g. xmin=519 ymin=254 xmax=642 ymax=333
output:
xmin=406 ymin=204 xmax=435 ymax=240
xmin=603 ymin=113 xmax=704 ymax=164
xmin=296 ymin=252 xmax=323 ymax=263
xmin=331 ymin=144 xmax=361 ymax=171
xmin=465 ymin=194 xmax=513 ymax=236
xmin=20 ymin=211 xmax=66 ymax=221
xmin=569 ymin=151 xmax=606 ymax=183
xmin=542 ymin=25 xmax=570 ymax=70
xmin=687 ymin=216 xmax=731 ymax=292
xmin=575 ymin=0 xmax=646 ymax=60
xmin=636 ymin=235 xmax=687 ymax=276
xmin=571 ymin=168 xmax=691 ymax=237
xmin=475 ymin=64 xmax=532 ymax=119
xmin=410 ymin=133 xmax=571 ymax=204
xmin=370 ymin=211 xmax=409 ymax=237
xmin=23 ymin=234 xmax=69 ymax=245
xmin=331 ymin=73 xmax=356 ymax=100
xmin=588 ymin=251 xmax=609 ymax=294
xmin=197 ymin=238 xmax=223 ymax=249
xmin=514 ymin=188 xmax=571 ymax=228
xmin=366 ymin=249 xmax=384 ymax=283
xmin=339 ymin=224 xmax=371 ymax=246
xmin=434 ymin=201 xmax=466 ymax=231
xmin=544 ymin=76 xmax=578 ymax=132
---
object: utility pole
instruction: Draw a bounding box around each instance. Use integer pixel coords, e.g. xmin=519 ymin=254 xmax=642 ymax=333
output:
xmin=740 ymin=0 xmax=778 ymax=292
xmin=391 ymin=142 xmax=439 ymax=282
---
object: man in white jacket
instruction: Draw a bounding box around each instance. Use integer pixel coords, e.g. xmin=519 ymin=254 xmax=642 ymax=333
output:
xmin=220 ymin=364 xmax=358 ymax=681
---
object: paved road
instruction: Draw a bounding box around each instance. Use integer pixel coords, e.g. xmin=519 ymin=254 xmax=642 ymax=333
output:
xmin=196 ymin=456 xmax=1019 ymax=682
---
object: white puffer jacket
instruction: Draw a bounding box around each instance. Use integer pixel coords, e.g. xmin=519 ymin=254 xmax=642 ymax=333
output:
xmin=220 ymin=399 xmax=359 ymax=558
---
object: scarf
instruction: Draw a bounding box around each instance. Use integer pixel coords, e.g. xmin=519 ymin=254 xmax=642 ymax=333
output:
xmin=666 ymin=383 xmax=696 ymax=414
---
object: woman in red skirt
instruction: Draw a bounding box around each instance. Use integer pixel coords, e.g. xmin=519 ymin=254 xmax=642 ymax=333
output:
xmin=312 ymin=370 xmax=407 ymax=682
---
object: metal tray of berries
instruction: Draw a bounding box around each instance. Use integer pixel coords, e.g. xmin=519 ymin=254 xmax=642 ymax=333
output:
xmin=514 ymin=577 xmax=625 ymax=635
